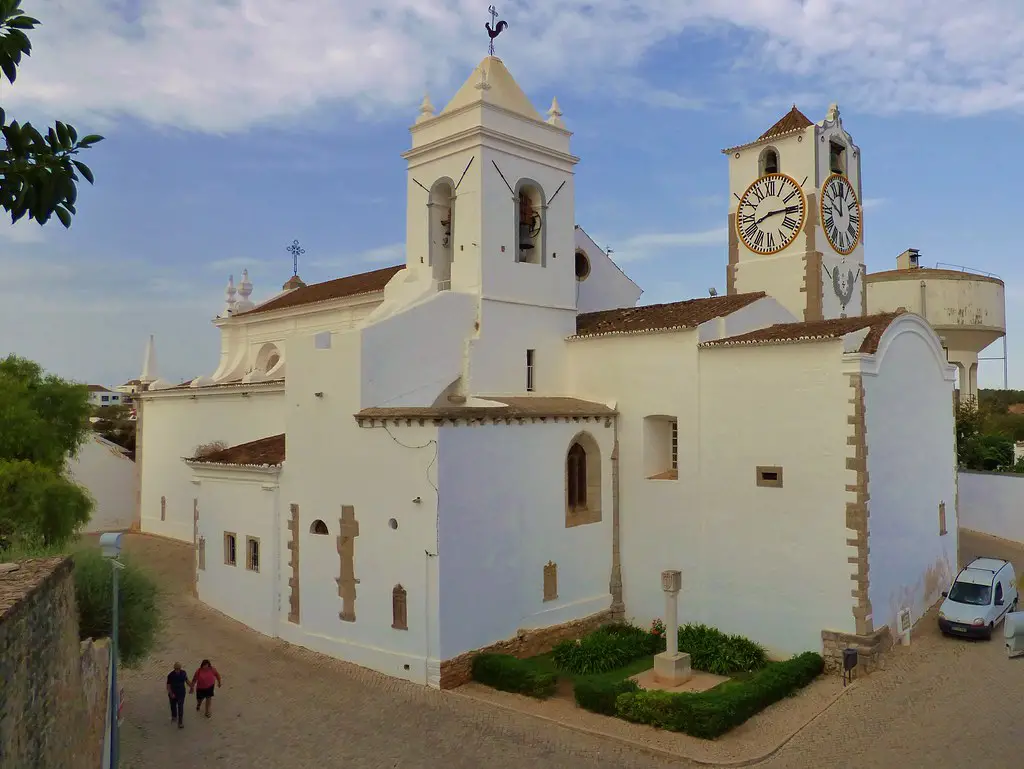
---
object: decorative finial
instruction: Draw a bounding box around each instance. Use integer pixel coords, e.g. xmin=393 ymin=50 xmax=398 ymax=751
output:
xmin=485 ymin=5 xmax=508 ymax=57
xmin=826 ymin=102 xmax=840 ymax=122
xmin=224 ymin=274 xmax=237 ymax=315
xmin=416 ymin=92 xmax=435 ymax=123
xmin=546 ymin=97 xmax=564 ymax=128
xmin=286 ymin=239 xmax=305 ymax=278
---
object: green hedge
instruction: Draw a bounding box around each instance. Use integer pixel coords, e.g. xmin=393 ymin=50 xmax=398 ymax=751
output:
xmin=677 ymin=623 xmax=768 ymax=675
xmin=552 ymin=623 xmax=657 ymax=675
xmin=614 ymin=651 xmax=825 ymax=739
xmin=573 ymin=677 xmax=640 ymax=716
xmin=470 ymin=653 xmax=557 ymax=699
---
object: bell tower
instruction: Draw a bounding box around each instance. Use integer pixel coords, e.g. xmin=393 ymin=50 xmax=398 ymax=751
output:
xmin=723 ymin=104 xmax=866 ymax=321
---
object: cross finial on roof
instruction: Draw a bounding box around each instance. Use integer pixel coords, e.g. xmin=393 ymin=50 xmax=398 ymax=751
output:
xmin=286 ymin=239 xmax=305 ymax=277
xmin=486 ymin=5 xmax=508 ymax=57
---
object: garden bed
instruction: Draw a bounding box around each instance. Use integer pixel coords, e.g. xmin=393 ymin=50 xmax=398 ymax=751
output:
xmin=471 ymin=620 xmax=825 ymax=740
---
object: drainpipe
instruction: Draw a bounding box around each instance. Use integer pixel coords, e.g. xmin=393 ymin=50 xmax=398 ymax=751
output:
xmin=919 ymin=280 xmax=927 ymax=318
xmin=609 ymin=415 xmax=624 ymax=620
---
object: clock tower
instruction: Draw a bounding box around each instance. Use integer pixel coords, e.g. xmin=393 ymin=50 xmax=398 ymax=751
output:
xmin=723 ymin=103 xmax=866 ymax=321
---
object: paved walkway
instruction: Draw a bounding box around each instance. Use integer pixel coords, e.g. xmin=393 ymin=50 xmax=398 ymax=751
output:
xmin=117 ymin=531 xmax=1024 ymax=769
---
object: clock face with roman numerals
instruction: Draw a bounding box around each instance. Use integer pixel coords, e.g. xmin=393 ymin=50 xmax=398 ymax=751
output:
xmin=820 ymin=174 xmax=862 ymax=256
xmin=735 ymin=173 xmax=807 ymax=256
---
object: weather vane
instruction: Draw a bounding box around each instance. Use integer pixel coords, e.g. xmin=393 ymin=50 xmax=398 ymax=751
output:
xmin=286 ymin=239 xmax=305 ymax=277
xmin=486 ymin=5 xmax=508 ymax=56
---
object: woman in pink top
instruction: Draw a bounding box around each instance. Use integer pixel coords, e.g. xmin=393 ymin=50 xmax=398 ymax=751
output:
xmin=190 ymin=659 xmax=222 ymax=718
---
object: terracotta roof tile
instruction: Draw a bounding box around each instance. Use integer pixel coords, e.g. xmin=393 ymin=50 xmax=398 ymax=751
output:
xmin=236 ymin=265 xmax=402 ymax=317
xmin=355 ymin=396 xmax=615 ymax=421
xmin=189 ymin=434 xmax=285 ymax=466
xmin=574 ymin=293 xmax=766 ymax=338
xmin=700 ymin=311 xmax=906 ymax=354
xmin=758 ymin=106 xmax=814 ymax=141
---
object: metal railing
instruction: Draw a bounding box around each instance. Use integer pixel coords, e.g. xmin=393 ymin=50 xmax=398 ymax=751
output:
xmin=436 ymin=279 xmax=451 ymax=291
xmin=934 ymin=262 xmax=1002 ymax=280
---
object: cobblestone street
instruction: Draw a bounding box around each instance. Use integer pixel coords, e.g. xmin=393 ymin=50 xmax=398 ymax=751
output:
xmin=117 ymin=531 xmax=1024 ymax=769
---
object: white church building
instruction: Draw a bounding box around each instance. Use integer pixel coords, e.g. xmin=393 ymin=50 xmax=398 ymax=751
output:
xmin=136 ymin=52 xmax=965 ymax=687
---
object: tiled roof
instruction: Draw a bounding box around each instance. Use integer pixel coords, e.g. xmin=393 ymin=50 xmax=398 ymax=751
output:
xmin=758 ymin=106 xmax=814 ymax=141
xmin=574 ymin=293 xmax=766 ymax=338
xmin=236 ymin=265 xmax=402 ymax=317
xmin=188 ymin=434 xmax=286 ymax=466
xmin=87 ymin=384 xmax=112 ymax=392
xmin=356 ymin=396 xmax=615 ymax=421
xmin=700 ymin=312 xmax=906 ymax=354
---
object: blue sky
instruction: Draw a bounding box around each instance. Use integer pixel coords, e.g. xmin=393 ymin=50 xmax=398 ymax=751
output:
xmin=1 ymin=0 xmax=1022 ymax=389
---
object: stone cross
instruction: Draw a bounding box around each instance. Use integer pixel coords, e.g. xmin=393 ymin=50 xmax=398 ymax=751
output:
xmin=337 ymin=505 xmax=360 ymax=622
xmin=653 ymin=569 xmax=691 ymax=686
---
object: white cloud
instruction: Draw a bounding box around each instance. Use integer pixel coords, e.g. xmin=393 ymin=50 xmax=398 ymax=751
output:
xmin=0 ymin=219 xmax=48 ymax=245
xmin=602 ymin=227 xmax=727 ymax=263
xmin=862 ymin=198 xmax=885 ymax=210
xmin=3 ymin=1 xmax=1023 ymax=133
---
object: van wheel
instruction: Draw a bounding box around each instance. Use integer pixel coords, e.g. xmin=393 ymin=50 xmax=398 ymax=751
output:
xmin=1012 ymin=599 xmax=1019 ymax=612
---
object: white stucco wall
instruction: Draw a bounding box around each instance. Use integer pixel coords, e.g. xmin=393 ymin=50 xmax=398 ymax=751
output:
xmin=69 ymin=436 xmax=137 ymax=533
xmin=436 ymin=420 xmax=614 ymax=660
xmin=360 ymin=291 xmax=477 ymax=407
xmin=468 ymin=300 xmax=576 ymax=395
xmin=695 ymin=343 xmax=853 ymax=654
xmin=195 ymin=469 xmax=279 ymax=637
xmin=861 ymin=318 xmax=958 ymax=636
xmin=573 ymin=227 xmax=642 ymax=313
xmin=959 ymin=471 xmax=1024 ymax=543
xmin=278 ymin=329 xmax=442 ymax=686
xmin=138 ymin=385 xmax=286 ymax=541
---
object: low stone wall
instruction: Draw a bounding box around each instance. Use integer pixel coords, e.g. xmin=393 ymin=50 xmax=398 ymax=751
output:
xmin=0 ymin=557 xmax=111 ymax=769
xmin=439 ymin=609 xmax=613 ymax=689
xmin=821 ymin=626 xmax=893 ymax=675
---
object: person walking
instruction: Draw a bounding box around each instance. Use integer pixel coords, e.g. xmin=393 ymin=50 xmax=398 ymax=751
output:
xmin=190 ymin=659 xmax=222 ymax=718
xmin=166 ymin=662 xmax=189 ymax=728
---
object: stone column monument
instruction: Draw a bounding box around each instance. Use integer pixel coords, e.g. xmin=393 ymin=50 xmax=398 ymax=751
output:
xmin=653 ymin=569 xmax=692 ymax=686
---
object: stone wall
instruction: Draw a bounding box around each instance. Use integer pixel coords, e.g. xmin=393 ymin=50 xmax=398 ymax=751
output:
xmin=439 ymin=609 xmax=613 ymax=689
xmin=0 ymin=557 xmax=111 ymax=769
xmin=821 ymin=626 xmax=893 ymax=676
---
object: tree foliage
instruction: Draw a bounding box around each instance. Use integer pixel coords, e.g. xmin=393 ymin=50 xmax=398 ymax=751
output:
xmin=956 ymin=396 xmax=1017 ymax=472
xmin=0 ymin=354 xmax=93 ymax=549
xmin=93 ymin=402 xmax=137 ymax=458
xmin=0 ymin=0 xmax=103 ymax=228
xmin=72 ymin=547 xmax=163 ymax=668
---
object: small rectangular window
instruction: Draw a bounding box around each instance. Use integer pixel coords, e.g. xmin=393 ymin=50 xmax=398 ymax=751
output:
xmin=756 ymin=466 xmax=784 ymax=488
xmin=224 ymin=532 xmax=237 ymax=566
xmin=670 ymin=420 xmax=678 ymax=471
xmin=829 ymin=141 xmax=846 ymax=175
xmin=526 ymin=349 xmax=535 ymax=392
xmin=246 ymin=536 xmax=260 ymax=572
xmin=939 ymin=501 xmax=947 ymax=536
xmin=101 ymin=395 xmax=109 ymax=402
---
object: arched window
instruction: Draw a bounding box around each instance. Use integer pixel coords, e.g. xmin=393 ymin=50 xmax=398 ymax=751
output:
xmin=392 ymin=584 xmax=408 ymax=630
xmin=309 ymin=519 xmax=329 ymax=535
xmin=254 ymin=342 xmax=282 ymax=374
xmin=829 ymin=140 xmax=847 ymax=175
xmin=565 ymin=432 xmax=602 ymax=527
xmin=567 ymin=443 xmax=587 ymax=510
xmin=759 ymin=147 xmax=780 ymax=177
xmin=429 ymin=179 xmax=455 ymax=290
xmin=515 ymin=181 xmax=545 ymax=265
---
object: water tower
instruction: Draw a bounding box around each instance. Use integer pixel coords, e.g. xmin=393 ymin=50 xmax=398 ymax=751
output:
xmin=865 ymin=249 xmax=1006 ymax=401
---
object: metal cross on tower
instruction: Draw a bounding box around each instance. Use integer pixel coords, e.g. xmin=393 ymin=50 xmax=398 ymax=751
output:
xmin=286 ymin=239 xmax=305 ymax=277
xmin=486 ymin=5 xmax=508 ymax=56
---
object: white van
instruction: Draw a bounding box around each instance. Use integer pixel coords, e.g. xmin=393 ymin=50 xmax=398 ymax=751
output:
xmin=938 ymin=557 xmax=1019 ymax=639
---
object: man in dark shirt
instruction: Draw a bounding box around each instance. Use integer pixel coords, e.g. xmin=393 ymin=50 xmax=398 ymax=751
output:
xmin=166 ymin=662 xmax=189 ymax=728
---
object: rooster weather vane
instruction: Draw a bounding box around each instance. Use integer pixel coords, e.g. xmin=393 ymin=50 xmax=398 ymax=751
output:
xmin=486 ymin=5 xmax=508 ymax=56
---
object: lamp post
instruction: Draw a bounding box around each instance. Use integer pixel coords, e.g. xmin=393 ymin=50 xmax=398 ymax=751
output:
xmin=99 ymin=532 xmax=124 ymax=769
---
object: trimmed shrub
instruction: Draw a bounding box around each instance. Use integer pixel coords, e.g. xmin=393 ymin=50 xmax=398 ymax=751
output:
xmin=471 ymin=653 xmax=557 ymax=699
xmin=676 ymin=623 xmax=768 ymax=675
xmin=574 ymin=677 xmax=641 ymax=716
xmin=615 ymin=651 xmax=824 ymax=739
xmin=72 ymin=547 xmax=163 ymax=668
